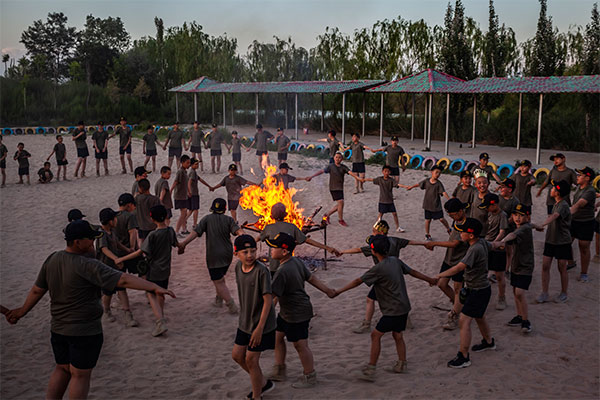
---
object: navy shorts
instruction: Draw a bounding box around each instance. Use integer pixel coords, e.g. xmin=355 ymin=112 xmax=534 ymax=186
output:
xmin=424 ymin=210 xmax=444 ymax=220
xmin=168 ymin=147 xmax=182 ymax=158
xmin=138 ymin=229 xmax=152 ymax=239
xmin=189 ymin=195 xmax=200 ymax=210
xmin=367 ymin=287 xmax=377 ymax=300
xmin=208 ymin=266 xmax=229 ymax=281
xmin=352 ymin=162 xmax=366 ymax=173
xmin=228 ymin=199 xmax=239 ymax=211
xmin=440 ymin=261 xmax=464 ymax=282
xmin=389 ymin=167 xmax=400 ymax=176
xmin=119 ymin=144 xmax=132 ymax=155
xmin=146 ymin=149 xmax=157 ymax=156
xmin=276 ymin=315 xmax=310 ymax=342
xmin=543 ymin=243 xmax=573 ymax=260
xmin=147 ymin=278 xmax=169 ymax=289
xmin=190 ymin=145 xmax=203 ymax=154
xmin=232 ymin=153 xmax=241 ymax=162
xmin=51 ymin=332 xmax=103 ymax=369
xmin=461 ymin=286 xmax=491 ymax=319
xmin=18 ymin=167 xmax=29 ymax=176
xmin=330 ymin=190 xmax=344 ymax=201
xmin=571 ymin=219 xmax=594 ymax=241
xmin=378 ymin=202 xmax=396 ymax=214
xmin=166 ymin=209 xmax=173 ymax=219
xmin=595 ymin=220 xmax=600 ymax=234
xmin=211 ymin=149 xmax=222 ymax=156
xmin=488 ymin=250 xmax=507 ymax=272
xmin=277 ymin=152 xmax=288 ymax=161
xmin=102 ymin=285 xmax=125 ymax=296
xmin=234 ymin=328 xmax=275 ymax=352
xmin=77 ymin=147 xmax=89 ymax=158
xmin=174 ymin=199 xmax=190 ymax=210
xmin=376 ymin=314 xmax=408 ymax=333
xmin=95 ymin=150 xmax=107 ymax=159
xmin=510 ymin=273 xmax=532 ymax=290
xmin=547 ymin=205 xmax=554 ymax=215
xmin=256 ymin=150 xmax=268 ymax=156
xmin=57 ymin=159 xmax=68 ymax=166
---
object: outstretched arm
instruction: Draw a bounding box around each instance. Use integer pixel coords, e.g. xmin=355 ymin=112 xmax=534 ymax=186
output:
xmin=334 ymin=278 xmax=363 ymax=297
xmin=5 ymin=285 xmax=47 ymax=324
xmin=308 ymin=169 xmax=325 ymax=180
xmin=408 ymin=268 xmax=438 ymax=286
xmin=307 ymin=275 xmax=336 ymax=298
xmin=437 ymin=262 xmax=466 ymax=278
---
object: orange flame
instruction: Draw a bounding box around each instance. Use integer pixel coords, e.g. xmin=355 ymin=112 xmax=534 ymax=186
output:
xmin=239 ymin=162 xmax=305 ymax=230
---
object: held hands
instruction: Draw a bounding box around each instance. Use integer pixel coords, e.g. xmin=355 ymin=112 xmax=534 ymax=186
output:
xmin=424 ymin=242 xmax=435 ymax=251
xmin=155 ymin=287 xmax=176 ymax=298
xmin=427 ymin=276 xmax=439 ymax=287
xmin=306 ymin=177 xmax=312 ymax=182
xmin=5 ymin=308 xmax=25 ymax=325
xmin=177 ymin=243 xmax=186 ymax=254
xmin=326 ymin=287 xmax=337 ymax=298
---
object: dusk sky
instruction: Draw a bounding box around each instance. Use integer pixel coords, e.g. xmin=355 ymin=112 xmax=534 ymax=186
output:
xmin=1 ymin=0 xmax=595 ymax=63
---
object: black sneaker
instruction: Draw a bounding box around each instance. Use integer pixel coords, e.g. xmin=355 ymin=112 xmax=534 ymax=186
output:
xmin=447 ymin=352 xmax=471 ymax=368
xmin=566 ymin=262 xmax=577 ymax=270
xmin=471 ymin=338 xmax=496 ymax=352
xmin=246 ymin=380 xmax=275 ymax=399
xmin=521 ymin=320 xmax=532 ymax=333
xmin=507 ymin=315 xmax=523 ymax=326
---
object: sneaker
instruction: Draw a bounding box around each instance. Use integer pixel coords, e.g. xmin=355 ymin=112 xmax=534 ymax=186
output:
xmin=553 ymin=292 xmax=568 ymax=303
xmin=507 ymin=315 xmax=523 ymax=326
xmin=181 ymin=230 xmax=190 ymax=235
xmin=267 ymin=364 xmax=286 ymax=382
xmin=566 ymin=262 xmax=577 ymax=270
xmin=103 ymin=311 xmax=116 ymax=323
xmin=226 ymin=300 xmax=239 ymax=315
xmin=447 ymin=352 xmax=471 ymax=368
xmin=246 ymin=379 xmax=275 ymax=399
xmin=471 ymin=338 xmax=496 ymax=352
xmin=352 ymin=320 xmax=371 ymax=334
xmin=151 ymin=318 xmax=168 ymax=337
xmin=442 ymin=312 xmax=459 ymax=331
xmin=339 ymin=220 xmax=349 ymax=227
xmin=385 ymin=360 xmax=407 ymax=374
xmin=213 ymin=295 xmax=224 ymax=308
xmin=578 ymin=273 xmax=589 ymax=283
xmin=495 ymin=296 xmax=507 ymax=310
xmin=177 ymin=232 xmax=185 ymax=239
xmin=357 ymin=364 xmax=376 ymax=382
xmin=124 ymin=310 xmax=139 ymax=327
xmin=535 ymin=292 xmax=549 ymax=303
xmin=488 ymin=274 xmax=497 ymax=284
xmin=291 ymin=371 xmax=317 ymax=389
xmin=396 ymin=227 xmax=406 ymax=233
xmin=425 ymin=234 xmax=432 ymax=241
xmin=521 ymin=320 xmax=532 ymax=333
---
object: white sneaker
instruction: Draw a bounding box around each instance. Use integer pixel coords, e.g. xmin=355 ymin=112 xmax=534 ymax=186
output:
xmin=396 ymin=227 xmax=406 ymax=233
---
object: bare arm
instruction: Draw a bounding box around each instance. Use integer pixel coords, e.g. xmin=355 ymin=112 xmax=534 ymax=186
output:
xmin=115 ymin=249 xmax=143 ymax=264
xmin=179 ymin=231 xmax=199 ymax=248
xmin=307 ymin=275 xmax=335 ymax=298
xmin=338 ymin=247 xmax=363 ymax=255
xmin=334 ymin=277 xmax=364 ymax=296
xmin=437 ymin=262 xmax=467 ymax=278
xmin=117 ymin=273 xmax=176 ymax=298
xmin=570 ymin=198 xmax=588 ymax=215
xmin=5 ymin=285 xmax=47 ymax=324
xmin=101 ymin=247 xmax=125 ymax=270
xmin=305 ymin=237 xmax=338 ymax=255
xmin=442 ymin=191 xmax=450 ymax=200
xmin=408 ymin=268 xmax=437 ymax=286
xmin=249 ymin=293 xmax=273 ymax=347
xmin=308 ymin=170 xmax=325 ymax=180
xmin=46 ymin=149 xmax=55 ymax=161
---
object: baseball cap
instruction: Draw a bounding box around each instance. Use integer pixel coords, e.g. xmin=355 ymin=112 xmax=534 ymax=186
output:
xmin=271 ymin=203 xmax=287 ymax=220
xmin=444 ymin=198 xmax=468 ymax=213
xmin=146 ymin=125 xmax=154 ymax=130
xmin=460 ymin=170 xmax=473 ymax=178
xmin=228 ymin=163 xmax=238 ymax=171
xmin=120 ymin=116 xmax=126 ymax=121
xmin=210 ymin=198 xmax=227 ymax=213
xmin=279 ymin=162 xmax=292 ymax=170
xmin=211 ymin=123 xmax=218 ymax=128
xmin=231 ymin=130 xmax=238 ymax=135
xmin=77 ymin=120 xmax=85 ymax=126
xmin=265 ymin=232 xmax=296 ymax=252
xmin=431 ymin=165 xmax=443 ymax=171
xmin=479 ymin=152 xmax=489 ymax=160
xmin=97 ymin=121 xmax=104 ymax=126
xmin=149 ymin=205 xmax=167 ymax=222
xmin=549 ymin=153 xmax=565 ymax=161
xmin=99 ymin=208 xmax=118 ymax=225
xmin=64 ymin=220 xmax=103 ymax=241
xmin=519 ymin=159 xmax=532 ymax=167
xmin=368 ymin=235 xmax=390 ymax=255
xmin=576 ymin=166 xmax=596 ymax=179
xmin=500 ymin=178 xmax=515 ymax=190
xmin=118 ymin=193 xmax=136 ymax=206
xmin=234 ymin=234 xmax=257 ymax=251
xmin=372 ymin=220 xmax=389 ymax=234
xmin=478 ymin=193 xmax=500 ymax=209
xmin=134 ymin=166 xmax=151 ymax=177
xmin=277 ymin=127 xmax=283 ymax=132
xmin=454 ymin=217 xmax=483 ymax=237
xmin=513 ymin=203 xmax=531 ymax=216
xmin=391 ymin=136 xmax=398 ymax=141
xmin=256 ymin=123 xmax=263 ymax=129
xmin=551 ymin=179 xmax=571 ymax=197
xmin=67 ymin=209 xmax=85 ymax=222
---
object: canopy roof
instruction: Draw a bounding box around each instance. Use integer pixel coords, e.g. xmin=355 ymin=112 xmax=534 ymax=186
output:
xmin=367 ymin=69 xmax=465 ymax=93
xmin=169 ymin=79 xmax=386 ymax=94
xmin=168 ymin=76 xmax=220 ymax=93
xmin=445 ymin=75 xmax=600 ymax=94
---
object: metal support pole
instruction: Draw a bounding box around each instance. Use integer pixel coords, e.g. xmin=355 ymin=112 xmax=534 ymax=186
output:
xmin=411 ymin=93 xmax=415 ymax=141
xmin=362 ymin=92 xmax=366 ymax=137
xmin=193 ymin=93 xmax=198 ymax=122
xmin=378 ymin=93 xmax=384 ymax=146
xmin=175 ymin=93 xmax=179 ymax=122
xmin=295 ymin=93 xmax=299 ymax=140
xmin=423 ymin=95 xmax=428 ymax=144
xmin=211 ymin=94 xmax=215 ymax=124
xmin=231 ymin=93 xmax=234 ymax=126
xmin=255 ymin=93 xmax=259 ymax=126
xmin=323 ymin=224 xmax=327 ymax=270
xmin=285 ymin=94 xmax=288 ymax=129
xmin=320 ymin=93 xmax=324 ymax=132
xmin=222 ymin=93 xmax=226 ymax=128
xmin=427 ymin=93 xmax=433 ymax=150
xmin=517 ymin=93 xmax=522 ymax=150
xmin=444 ymin=93 xmax=450 ymax=156
xmin=472 ymin=95 xmax=477 ymax=149
xmin=536 ymin=94 xmax=543 ymax=165
xmin=342 ymin=93 xmax=346 ymax=143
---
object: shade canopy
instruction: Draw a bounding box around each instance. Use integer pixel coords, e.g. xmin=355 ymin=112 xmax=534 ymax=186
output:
xmin=367 ymin=69 xmax=465 ymax=93
xmin=445 ymin=75 xmax=600 ymax=94
xmin=169 ymin=79 xmax=386 ymax=94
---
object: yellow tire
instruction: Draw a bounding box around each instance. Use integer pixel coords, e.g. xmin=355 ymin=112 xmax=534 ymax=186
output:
xmin=533 ymin=168 xmax=550 ymax=179
xmin=487 ymin=162 xmax=498 ymax=172
xmin=57 ymin=126 xmax=68 ymax=133
xmin=401 ymin=153 xmax=410 ymax=166
xmin=436 ymin=157 xmax=451 ymax=170
xmin=307 ymin=144 xmax=315 ymax=150
xmin=593 ymin=175 xmax=600 ymax=191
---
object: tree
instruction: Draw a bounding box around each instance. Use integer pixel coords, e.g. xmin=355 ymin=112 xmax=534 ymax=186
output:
xmin=527 ymin=0 xmax=565 ymax=76
xmin=582 ymin=3 xmax=600 ymax=139
xmin=133 ymin=76 xmax=151 ymax=102
xmin=2 ymin=54 xmax=9 ymax=75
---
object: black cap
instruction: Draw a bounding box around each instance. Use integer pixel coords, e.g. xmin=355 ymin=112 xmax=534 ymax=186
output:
xmin=478 ymin=193 xmax=500 ymax=209
xmin=445 ymin=198 xmax=468 ymax=213
xmin=265 ymin=232 xmax=297 ymax=252
xmin=97 ymin=121 xmax=104 ymax=126
xmin=67 ymin=209 xmax=85 ymax=222
xmin=479 ymin=152 xmax=489 ymax=160
xmin=279 ymin=162 xmax=292 ymax=170
xmin=277 ymin=127 xmax=283 ymax=132
xmin=460 ymin=170 xmax=473 ymax=178
xmin=552 ymin=179 xmax=571 ymax=197
xmin=500 ymin=178 xmax=515 ymax=190
xmin=431 ymin=165 xmax=443 ymax=171
xmin=549 ymin=153 xmax=565 ymax=161
xmin=513 ymin=203 xmax=531 ymax=216
xmin=520 ymin=159 xmax=532 ymax=167
xmin=149 ymin=204 xmax=167 ymax=222
xmin=454 ymin=217 xmax=483 ymax=237
xmin=228 ymin=163 xmax=238 ymax=171
xmin=146 ymin=125 xmax=154 ymax=130
xmin=256 ymin=123 xmax=263 ymax=129
xmin=328 ymin=129 xmax=336 ymax=136
xmin=234 ymin=234 xmax=257 ymax=251
xmin=77 ymin=120 xmax=85 ymax=126
xmin=391 ymin=136 xmax=398 ymax=141
xmin=576 ymin=167 xmax=596 ymax=180
xmin=65 ymin=220 xmax=103 ymax=241
xmin=134 ymin=166 xmax=151 ymax=177
xmin=210 ymin=198 xmax=227 ymax=213
xmin=231 ymin=130 xmax=238 ymax=135
xmin=120 ymin=116 xmax=126 ymax=121
xmin=174 ymin=121 xmax=180 ymax=125
xmin=99 ymin=208 xmax=118 ymax=225
xmin=368 ymin=235 xmax=390 ymax=255
xmin=118 ymin=193 xmax=136 ymax=206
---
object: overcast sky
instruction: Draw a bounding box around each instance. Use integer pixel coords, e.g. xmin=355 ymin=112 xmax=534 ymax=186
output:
xmin=1 ymin=0 xmax=595 ymax=63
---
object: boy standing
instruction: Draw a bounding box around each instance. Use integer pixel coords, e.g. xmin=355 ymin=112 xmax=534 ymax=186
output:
xmin=406 ymin=165 xmax=451 ymax=240
xmin=14 ymin=142 xmax=31 ymax=184
xmin=476 ymin=153 xmax=501 ymax=183
xmin=207 ymin=124 xmax=223 ymax=173
xmin=343 ymin=133 xmax=367 ymax=193
xmin=511 ymin=160 xmax=535 ymax=207
xmin=334 ymin=235 xmax=437 ymax=381
xmin=248 ymin=123 xmax=274 ymax=166
xmin=471 ymin=170 xmax=491 ymax=238
xmin=155 ymin=166 xmax=173 ymax=225
xmin=569 ymin=167 xmax=597 ymax=282
xmin=231 ymin=234 xmax=277 ymax=400
xmin=363 ymin=165 xmax=409 ymax=232
xmin=112 ymin=117 xmax=133 ymax=174
xmin=132 ymin=166 xmax=150 ymax=196
xmin=0 ymin=136 xmax=7 ymax=187
xmin=72 ymin=121 xmax=88 ymax=178
xmin=172 ymin=155 xmax=191 ymax=236
xmin=38 ymin=162 xmax=54 ymax=184
xmin=275 ymin=128 xmax=291 ymax=166
xmin=135 ymin=179 xmax=161 ymax=243
xmin=452 ymin=170 xmax=476 ymax=212
xmin=368 ymin=136 xmax=406 ymax=184
xmin=187 ymin=121 xmax=205 ymax=171
xmin=227 ymin=130 xmax=246 ymax=174
xmin=92 ymin=122 xmax=109 ymax=176
xmin=143 ymin=125 xmax=162 ymax=172
xmin=47 ymin=135 xmax=68 ymax=181
xmin=163 ymin=122 xmax=186 ymax=170
xmin=274 ymin=163 xmax=311 ymax=190
xmin=211 ymin=164 xmax=258 ymax=222
xmin=267 ymin=233 xmax=336 ymax=388
xmin=437 ymin=218 xmax=496 ymax=369
xmin=537 ymin=153 xmax=577 ymax=215
xmin=115 ymin=193 xmax=140 ymax=273
xmin=317 ymin=130 xmax=340 ymax=164
xmin=187 ymin=158 xmax=211 ymax=229
xmin=498 ymin=178 xmax=519 ymax=216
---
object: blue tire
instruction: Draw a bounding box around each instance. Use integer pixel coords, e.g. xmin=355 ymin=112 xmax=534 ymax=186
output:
xmin=289 ymin=142 xmax=298 ymax=152
xmin=409 ymin=155 xmax=424 ymax=169
xmin=315 ymin=145 xmax=325 ymax=152
xmin=36 ymin=127 xmax=46 ymax=134
xmin=449 ymin=158 xmax=466 ymax=173
xmin=2 ymin=128 xmax=13 ymax=135
xmin=497 ymin=164 xmax=515 ymax=178
xmin=343 ymin=149 xmax=352 ymax=160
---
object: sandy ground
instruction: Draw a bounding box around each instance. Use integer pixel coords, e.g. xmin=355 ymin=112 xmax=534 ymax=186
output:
xmin=0 ymin=133 xmax=598 ymax=399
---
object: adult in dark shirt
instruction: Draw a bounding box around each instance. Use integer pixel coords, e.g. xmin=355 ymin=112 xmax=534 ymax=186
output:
xmin=109 ymin=117 xmax=134 ymax=174
xmin=5 ymin=220 xmax=174 ymax=400
xmin=536 ymin=153 xmax=577 ymax=214
xmin=207 ymin=123 xmax=224 ymax=173
xmin=72 ymin=121 xmax=88 ymax=178
xmin=163 ymin=121 xmax=186 ymax=170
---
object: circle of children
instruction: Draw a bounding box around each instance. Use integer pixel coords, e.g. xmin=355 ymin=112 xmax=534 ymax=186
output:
xmin=2 ymin=118 xmax=600 ymax=399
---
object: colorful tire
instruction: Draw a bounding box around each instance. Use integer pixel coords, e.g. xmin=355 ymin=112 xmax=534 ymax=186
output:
xmin=36 ymin=127 xmax=46 ymax=134
xmin=307 ymin=144 xmax=315 ymax=150
xmin=127 ymin=124 xmax=133 ymax=131
xmin=289 ymin=142 xmax=299 ymax=152
xmin=401 ymin=153 xmax=410 ymax=166
xmin=2 ymin=128 xmax=13 ymax=135
xmin=592 ymin=175 xmax=600 ymax=191
xmin=465 ymin=161 xmax=479 ymax=173
xmin=343 ymin=149 xmax=352 ymax=159
xmin=487 ymin=162 xmax=498 ymax=172
xmin=409 ymin=155 xmax=424 ymax=169
xmin=497 ymin=164 xmax=515 ymax=178
xmin=25 ymin=127 xmax=35 ymax=135
xmin=47 ymin=127 xmax=56 ymax=134
xmin=436 ymin=157 xmax=451 ymax=170
xmin=57 ymin=126 xmax=68 ymax=133
xmin=68 ymin=126 xmax=75 ymax=132
xmin=316 ymin=145 xmax=325 ymax=152
xmin=533 ymin=168 xmax=550 ymax=182
xmin=376 ymin=151 xmax=386 ymax=158
xmin=449 ymin=158 xmax=466 ymax=173
xmin=422 ymin=156 xmax=438 ymax=170
xmin=297 ymin=144 xmax=306 ymax=151
xmin=15 ymin=128 xmax=24 ymax=135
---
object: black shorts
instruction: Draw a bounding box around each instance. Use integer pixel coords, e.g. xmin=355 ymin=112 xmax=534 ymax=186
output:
xmin=138 ymin=229 xmax=152 ymax=239
xmin=168 ymin=147 xmax=182 ymax=158
xmin=378 ymin=202 xmax=396 ymax=214
xmin=119 ymin=144 xmax=132 ymax=155
xmin=208 ymin=266 xmax=229 ymax=281
xmin=424 ymin=210 xmax=444 ymax=220
xmin=146 ymin=149 xmax=157 ymax=156
xmin=571 ymin=219 xmax=594 ymax=241
xmin=228 ymin=199 xmax=239 ymax=211
xmin=440 ymin=261 xmax=464 ymax=282
xmin=488 ymin=250 xmax=507 ymax=272
xmin=389 ymin=167 xmax=400 ymax=176
xmin=124 ymin=257 xmax=142 ymax=275
xmin=461 ymin=286 xmax=491 ymax=319
xmin=375 ymin=314 xmax=408 ymax=333
xmin=166 ymin=209 xmax=173 ymax=219
xmin=77 ymin=147 xmax=89 ymax=158
xmin=51 ymin=332 xmax=103 ymax=370
xmin=595 ymin=220 xmax=600 ymax=234
xmin=190 ymin=145 xmax=203 ymax=153
xmin=547 ymin=205 xmax=554 ymax=215
xmin=95 ymin=150 xmax=107 ymax=159
xmin=211 ymin=149 xmax=222 ymax=156
xmin=189 ymin=195 xmax=200 ymax=210
xmin=510 ymin=273 xmax=532 ymax=290
xmin=277 ymin=152 xmax=288 ymax=161
xmin=174 ymin=199 xmax=190 ymax=210
xmin=101 ymin=285 xmax=125 ymax=296
xmin=18 ymin=167 xmax=29 ymax=176
xmin=232 ymin=153 xmax=241 ymax=162
xmin=147 ymin=278 xmax=169 ymax=289
xmin=352 ymin=162 xmax=366 ymax=173
xmin=234 ymin=328 xmax=275 ymax=352
xmin=0 ymin=160 xmax=5 ymax=169
xmin=276 ymin=315 xmax=310 ymax=342
xmin=57 ymin=159 xmax=68 ymax=166
xmin=256 ymin=150 xmax=268 ymax=156
xmin=330 ymin=190 xmax=344 ymax=201
xmin=543 ymin=243 xmax=573 ymax=260
xmin=367 ymin=287 xmax=377 ymax=300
